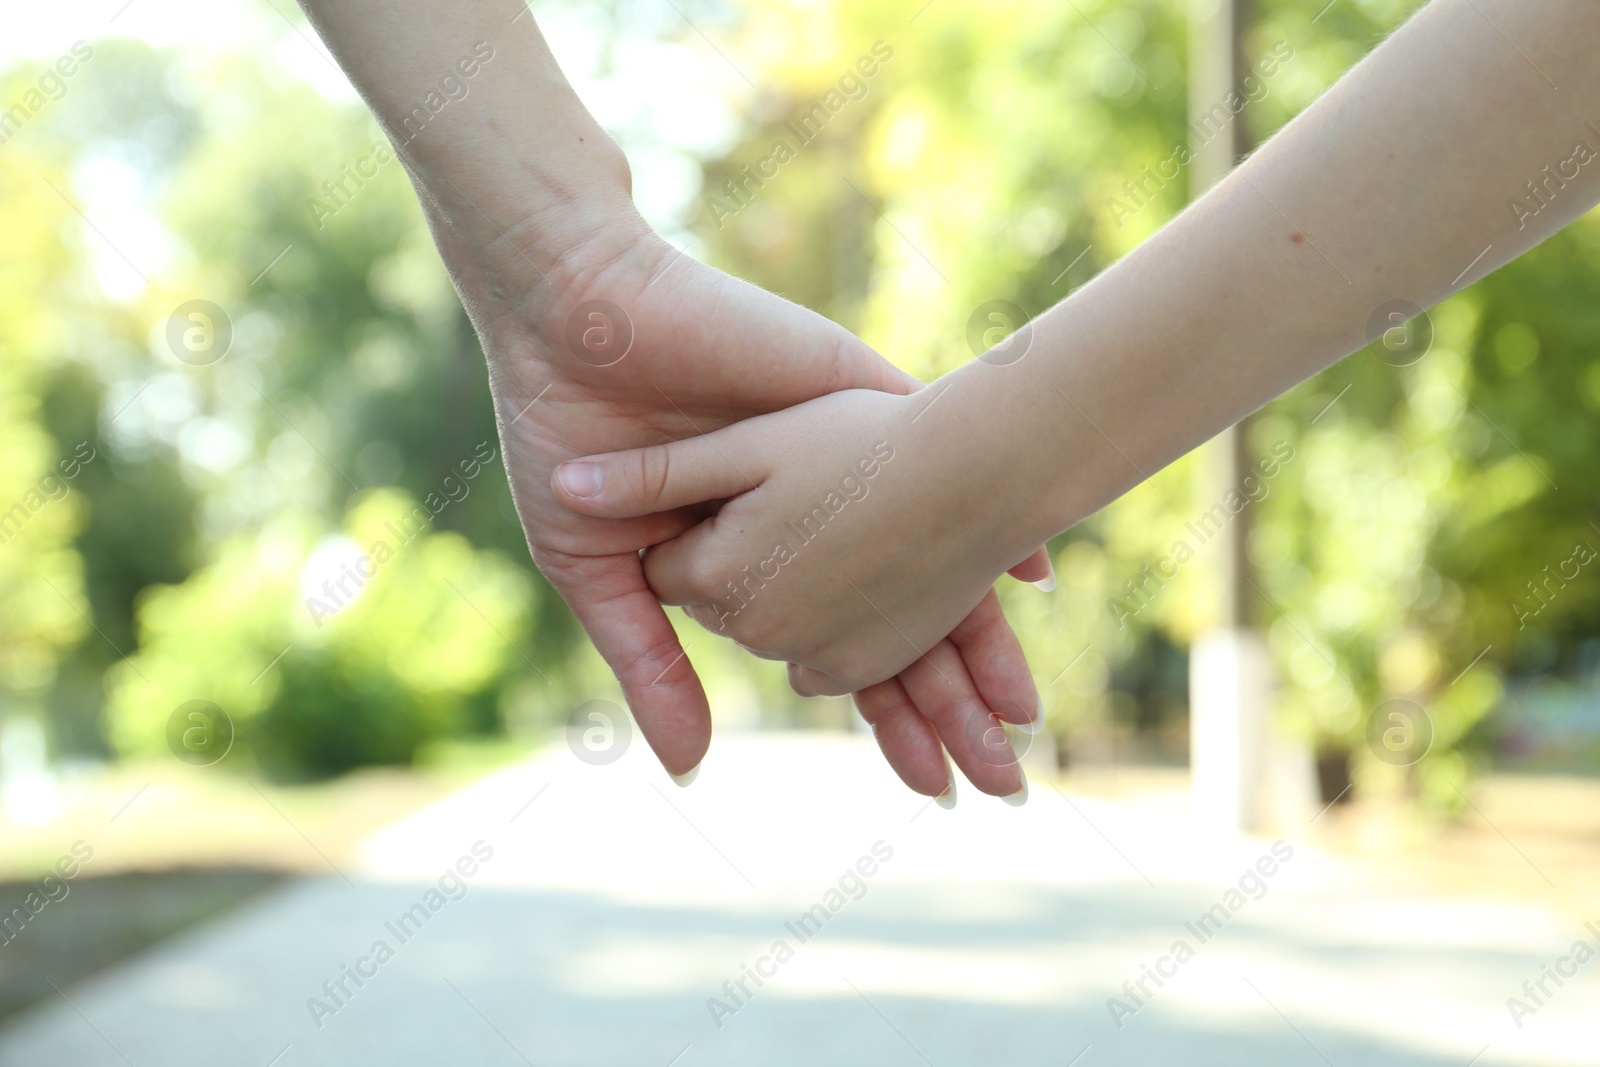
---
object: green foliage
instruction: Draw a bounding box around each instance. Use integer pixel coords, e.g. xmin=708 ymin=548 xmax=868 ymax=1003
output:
xmin=106 ymin=490 xmax=534 ymax=779
xmin=1 ymin=35 xmax=574 ymax=774
xmin=0 ymin=133 xmax=93 ymax=703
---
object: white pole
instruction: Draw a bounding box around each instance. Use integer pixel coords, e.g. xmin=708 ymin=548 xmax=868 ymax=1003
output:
xmin=1185 ymin=0 xmax=1274 ymax=834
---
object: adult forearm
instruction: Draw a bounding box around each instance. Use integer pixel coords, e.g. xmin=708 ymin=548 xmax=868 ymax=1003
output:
xmin=296 ymin=0 xmax=634 ymax=266
xmin=962 ymin=0 xmax=1600 ymax=558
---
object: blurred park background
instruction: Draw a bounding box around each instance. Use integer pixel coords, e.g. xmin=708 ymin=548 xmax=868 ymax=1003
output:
xmin=2 ymin=0 xmax=1599 ymax=1058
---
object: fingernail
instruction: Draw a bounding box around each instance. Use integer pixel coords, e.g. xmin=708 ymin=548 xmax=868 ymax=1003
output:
xmin=935 ymin=777 xmax=957 ymax=810
xmin=670 ymin=764 xmax=700 ymax=787
xmin=1018 ymin=697 xmax=1045 ymax=735
xmin=1033 ymin=557 xmax=1056 ymax=593
xmin=557 ymin=461 xmax=604 ymax=497
xmin=1002 ymin=770 xmax=1029 ymax=807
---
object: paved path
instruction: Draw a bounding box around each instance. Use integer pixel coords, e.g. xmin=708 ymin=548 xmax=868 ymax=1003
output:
xmin=0 ymin=733 xmax=1592 ymax=1066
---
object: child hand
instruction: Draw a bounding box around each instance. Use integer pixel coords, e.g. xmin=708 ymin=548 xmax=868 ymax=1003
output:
xmin=553 ymin=386 xmax=1043 ymax=797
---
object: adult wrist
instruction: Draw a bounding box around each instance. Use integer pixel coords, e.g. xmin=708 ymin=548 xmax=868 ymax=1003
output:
xmin=419 ymin=135 xmax=639 ymax=281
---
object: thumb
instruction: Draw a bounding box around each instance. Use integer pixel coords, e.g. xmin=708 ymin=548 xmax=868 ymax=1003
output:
xmin=552 ymin=429 xmax=766 ymax=519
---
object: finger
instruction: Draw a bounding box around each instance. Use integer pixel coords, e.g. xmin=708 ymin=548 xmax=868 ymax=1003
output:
xmin=898 ymin=641 xmax=1026 ymax=801
xmin=639 ymin=516 xmax=735 ymax=608
xmin=787 ymin=662 xmax=854 ymax=698
xmin=551 ymin=430 xmax=767 ymax=519
xmin=542 ymin=550 xmax=709 ymax=779
xmin=948 ymin=588 xmax=1042 ymax=733
xmin=1006 ymin=547 xmax=1054 ymax=589
xmin=853 ymin=678 xmax=954 ymax=803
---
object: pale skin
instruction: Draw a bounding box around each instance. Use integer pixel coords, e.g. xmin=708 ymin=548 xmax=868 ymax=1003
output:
xmin=295 ymin=0 xmax=1050 ymax=804
xmin=557 ymin=0 xmax=1600 ymax=696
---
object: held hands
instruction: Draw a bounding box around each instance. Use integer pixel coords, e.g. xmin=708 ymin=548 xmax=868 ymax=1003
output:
xmin=553 ymin=383 xmax=1049 ymax=798
xmin=439 ymin=199 xmax=1042 ymax=799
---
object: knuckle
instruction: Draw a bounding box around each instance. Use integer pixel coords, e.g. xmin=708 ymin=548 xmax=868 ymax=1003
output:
xmin=633 ymin=444 xmax=672 ymax=510
xmin=625 ymin=635 xmax=687 ymax=691
xmin=682 ymin=603 xmax=723 ymax=635
xmin=724 ymin=614 xmax=770 ymax=655
xmin=787 ymin=663 xmax=829 ymax=697
xmin=683 ymin=553 xmax=727 ymax=603
xmin=787 ymin=665 xmax=810 ymax=697
xmin=734 ymin=609 xmax=797 ymax=660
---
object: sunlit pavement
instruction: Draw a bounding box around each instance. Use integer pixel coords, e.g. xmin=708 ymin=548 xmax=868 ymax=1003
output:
xmin=1 ymin=732 xmax=1593 ymax=1066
